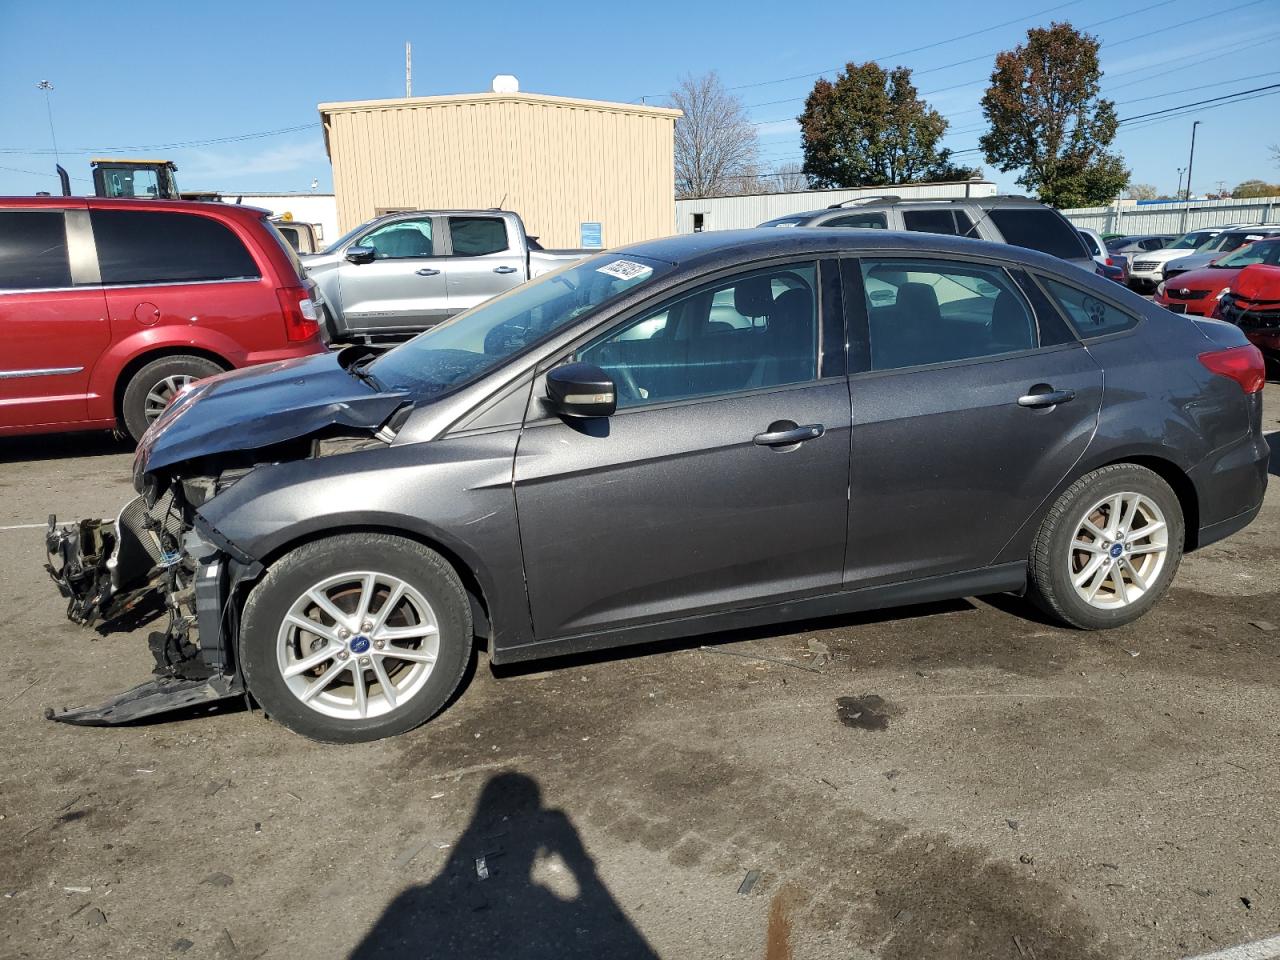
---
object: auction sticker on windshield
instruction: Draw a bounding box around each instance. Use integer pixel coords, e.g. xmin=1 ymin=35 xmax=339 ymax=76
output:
xmin=596 ymin=259 xmax=653 ymax=281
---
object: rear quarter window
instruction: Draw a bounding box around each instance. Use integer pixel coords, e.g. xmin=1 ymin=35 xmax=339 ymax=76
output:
xmin=0 ymin=211 xmax=71 ymax=289
xmin=1041 ymin=277 xmax=1138 ymax=338
xmin=90 ymin=209 xmax=261 ymax=285
xmin=988 ymin=208 xmax=1089 ymax=261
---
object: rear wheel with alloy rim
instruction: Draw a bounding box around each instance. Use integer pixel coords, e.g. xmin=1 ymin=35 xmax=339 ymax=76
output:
xmin=241 ymin=534 xmax=472 ymax=742
xmin=1028 ymin=464 xmax=1184 ymax=629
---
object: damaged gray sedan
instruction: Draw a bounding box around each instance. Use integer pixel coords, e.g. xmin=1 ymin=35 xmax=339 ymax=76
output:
xmin=45 ymin=230 xmax=1270 ymax=742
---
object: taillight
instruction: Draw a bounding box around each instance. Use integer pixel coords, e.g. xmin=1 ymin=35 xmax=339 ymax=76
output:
xmin=1198 ymin=344 xmax=1266 ymax=394
xmin=276 ymin=286 xmax=320 ymax=342
xmin=1105 ymin=256 xmax=1114 ymax=266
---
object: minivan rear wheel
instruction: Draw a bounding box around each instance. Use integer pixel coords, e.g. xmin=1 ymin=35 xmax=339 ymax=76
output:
xmin=1027 ymin=464 xmax=1184 ymax=630
xmin=239 ymin=533 xmax=473 ymax=743
xmin=121 ymin=354 xmax=223 ymax=441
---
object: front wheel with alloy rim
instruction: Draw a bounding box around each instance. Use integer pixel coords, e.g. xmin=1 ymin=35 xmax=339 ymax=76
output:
xmin=1028 ymin=464 xmax=1185 ymax=630
xmin=240 ymin=533 xmax=473 ymax=742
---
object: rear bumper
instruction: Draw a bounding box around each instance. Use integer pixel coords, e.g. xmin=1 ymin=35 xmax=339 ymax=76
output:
xmin=1187 ymin=422 xmax=1270 ymax=550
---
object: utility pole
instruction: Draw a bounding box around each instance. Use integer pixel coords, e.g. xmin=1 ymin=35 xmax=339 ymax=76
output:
xmin=405 ymin=42 xmax=412 ymax=98
xmin=1180 ymin=121 xmax=1201 ymax=234
xmin=36 ymin=80 xmax=59 ymax=167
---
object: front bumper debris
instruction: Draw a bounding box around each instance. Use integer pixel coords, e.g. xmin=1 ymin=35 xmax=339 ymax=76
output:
xmin=44 ymin=492 xmax=248 ymax=725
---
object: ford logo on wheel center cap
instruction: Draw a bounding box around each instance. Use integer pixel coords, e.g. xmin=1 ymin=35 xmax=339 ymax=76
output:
xmin=1109 ymin=543 xmax=1124 ymax=558
xmin=350 ymin=635 xmax=371 ymax=654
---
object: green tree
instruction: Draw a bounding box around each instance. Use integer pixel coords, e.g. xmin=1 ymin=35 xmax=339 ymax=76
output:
xmin=799 ymin=62 xmax=975 ymax=188
xmin=980 ymin=22 xmax=1128 ymax=208
xmin=1232 ymin=179 xmax=1280 ymax=199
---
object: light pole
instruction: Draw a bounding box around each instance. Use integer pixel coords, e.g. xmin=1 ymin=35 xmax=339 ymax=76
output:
xmin=36 ymin=80 xmax=60 ymax=167
xmin=1175 ymin=167 xmax=1185 ymax=199
xmin=1179 ymin=121 xmax=1201 ymax=234
xmin=1184 ymin=120 xmax=1201 ymax=202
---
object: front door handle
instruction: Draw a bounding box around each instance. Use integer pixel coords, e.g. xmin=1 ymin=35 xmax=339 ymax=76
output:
xmin=1017 ymin=388 xmax=1076 ymax=408
xmin=493 ymin=265 xmax=518 ymax=274
xmin=416 ymin=268 xmax=440 ymax=276
xmin=753 ymin=423 xmax=825 ymax=446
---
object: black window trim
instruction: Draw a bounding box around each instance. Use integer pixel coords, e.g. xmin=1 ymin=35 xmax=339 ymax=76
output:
xmin=840 ymin=252 xmax=1064 ymax=378
xmin=524 ymin=254 xmax=837 ymax=422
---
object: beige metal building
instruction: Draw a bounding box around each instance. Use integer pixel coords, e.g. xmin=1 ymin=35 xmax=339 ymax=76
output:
xmin=319 ymin=90 xmax=682 ymax=248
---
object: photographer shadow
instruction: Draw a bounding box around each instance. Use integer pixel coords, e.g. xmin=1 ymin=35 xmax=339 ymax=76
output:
xmin=350 ymin=771 xmax=657 ymax=960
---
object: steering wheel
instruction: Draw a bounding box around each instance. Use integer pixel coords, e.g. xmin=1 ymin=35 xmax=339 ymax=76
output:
xmin=611 ymin=360 xmax=644 ymax=404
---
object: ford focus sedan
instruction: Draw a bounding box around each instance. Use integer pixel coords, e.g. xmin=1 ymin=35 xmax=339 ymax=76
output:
xmin=45 ymin=230 xmax=1269 ymax=742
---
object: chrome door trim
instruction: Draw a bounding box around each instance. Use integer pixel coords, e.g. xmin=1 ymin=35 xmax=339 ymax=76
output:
xmin=0 ymin=366 xmax=85 ymax=380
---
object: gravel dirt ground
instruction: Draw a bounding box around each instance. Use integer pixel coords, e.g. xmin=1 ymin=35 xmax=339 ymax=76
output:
xmin=1 ymin=385 xmax=1277 ymax=960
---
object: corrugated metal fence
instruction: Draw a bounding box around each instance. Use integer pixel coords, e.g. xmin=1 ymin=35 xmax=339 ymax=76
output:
xmin=1061 ymin=195 xmax=1280 ymax=234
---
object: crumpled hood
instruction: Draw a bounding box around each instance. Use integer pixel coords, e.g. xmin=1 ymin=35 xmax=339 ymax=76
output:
xmin=1232 ymin=263 xmax=1280 ymax=303
xmin=135 ymin=351 xmax=409 ymax=479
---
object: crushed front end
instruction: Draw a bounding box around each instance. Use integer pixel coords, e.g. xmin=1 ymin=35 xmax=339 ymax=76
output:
xmin=44 ymin=478 xmax=256 ymax=725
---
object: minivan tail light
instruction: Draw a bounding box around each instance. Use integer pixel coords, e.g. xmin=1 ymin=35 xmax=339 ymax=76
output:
xmin=1198 ymin=345 xmax=1266 ymax=394
xmin=276 ymin=286 xmax=320 ymax=342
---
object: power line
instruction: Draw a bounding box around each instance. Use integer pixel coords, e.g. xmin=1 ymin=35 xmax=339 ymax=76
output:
xmin=1118 ymin=80 xmax=1280 ymax=122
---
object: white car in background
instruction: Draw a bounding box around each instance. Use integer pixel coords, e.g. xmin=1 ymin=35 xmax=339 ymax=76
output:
xmin=1127 ymin=225 xmax=1247 ymax=291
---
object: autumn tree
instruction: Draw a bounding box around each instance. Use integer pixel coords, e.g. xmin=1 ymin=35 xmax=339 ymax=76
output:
xmin=1233 ymin=179 xmax=1280 ymax=199
xmin=980 ymin=22 xmax=1128 ymax=207
xmin=669 ymin=72 xmax=761 ymax=199
xmin=1126 ymin=183 xmax=1159 ymax=200
xmin=799 ymin=62 xmax=975 ymax=188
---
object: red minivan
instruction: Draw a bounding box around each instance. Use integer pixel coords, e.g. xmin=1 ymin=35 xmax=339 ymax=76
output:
xmin=0 ymin=197 xmax=327 ymax=441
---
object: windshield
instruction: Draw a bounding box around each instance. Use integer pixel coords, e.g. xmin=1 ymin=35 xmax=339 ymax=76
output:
xmin=1169 ymin=231 xmax=1214 ymax=250
xmin=1212 ymin=238 xmax=1280 ymax=268
xmin=322 ymin=219 xmax=377 ymax=255
xmin=367 ymin=254 xmax=673 ymax=396
xmin=1199 ymin=231 xmax=1262 ymax=254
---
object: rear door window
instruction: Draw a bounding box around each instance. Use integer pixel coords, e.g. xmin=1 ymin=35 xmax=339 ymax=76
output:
xmin=448 ymin=217 xmax=509 ymax=256
xmin=987 ymin=208 xmax=1089 ymax=260
xmin=90 ymin=210 xmax=260 ymax=285
xmin=0 ymin=210 xmax=71 ymax=289
xmin=1041 ymin=278 xmax=1138 ymax=338
xmin=858 ymin=258 xmax=1038 ymax=370
xmin=901 ymin=209 xmax=979 ymax=238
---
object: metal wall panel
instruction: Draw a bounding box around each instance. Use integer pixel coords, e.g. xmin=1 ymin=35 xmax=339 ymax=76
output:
xmin=321 ymin=92 xmax=681 ymax=249
xmin=1061 ymin=196 xmax=1280 ymax=235
xmin=674 ymin=181 xmax=999 ymax=233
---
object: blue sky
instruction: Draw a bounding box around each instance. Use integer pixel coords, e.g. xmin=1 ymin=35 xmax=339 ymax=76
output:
xmin=2 ymin=0 xmax=1278 ymax=201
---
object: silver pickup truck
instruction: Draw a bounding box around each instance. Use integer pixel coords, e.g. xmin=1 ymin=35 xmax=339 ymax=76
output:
xmin=301 ymin=209 xmax=590 ymax=341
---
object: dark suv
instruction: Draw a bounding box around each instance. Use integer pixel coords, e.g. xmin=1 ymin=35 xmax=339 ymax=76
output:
xmin=759 ymin=195 xmax=1095 ymax=273
xmin=46 ymin=229 xmax=1267 ymax=742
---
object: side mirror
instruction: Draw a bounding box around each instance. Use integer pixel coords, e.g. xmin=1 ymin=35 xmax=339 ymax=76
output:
xmin=545 ymin=362 xmax=617 ymax=419
xmin=346 ymin=245 xmax=375 ymax=265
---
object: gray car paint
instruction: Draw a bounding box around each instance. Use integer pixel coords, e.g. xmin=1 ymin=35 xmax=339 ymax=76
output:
xmin=176 ymin=229 xmax=1268 ymax=666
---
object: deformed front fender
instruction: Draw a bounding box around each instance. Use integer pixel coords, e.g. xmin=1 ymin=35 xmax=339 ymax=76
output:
xmin=195 ymin=431 xmax=533 ymax=648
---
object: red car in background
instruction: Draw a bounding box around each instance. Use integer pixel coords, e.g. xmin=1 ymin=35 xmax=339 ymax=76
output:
xmin=1155 ymin=236 xmax=1280 ymax=317
xmin=0 ymin=197 xmax=326 ymax=441
xmin=1216 ymin=262 xmax=1280 ymax=364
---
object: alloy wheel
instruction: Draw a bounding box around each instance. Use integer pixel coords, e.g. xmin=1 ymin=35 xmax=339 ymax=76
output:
xmin=143 ymin=375 xmax=196 ymax=422
xmin=1068 ymin=491 xmax=1169 ymax=610
xmin=276 ymin=571 xmax=440 ymax=721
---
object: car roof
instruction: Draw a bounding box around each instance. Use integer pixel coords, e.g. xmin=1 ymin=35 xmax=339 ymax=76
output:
xmin=768 ymin=194 xmax=1044 ymax=223
xmin=0 ymin=195 xmax=272 ymax=222
xmin=612 ymin=228 xmax=1089 ymax=277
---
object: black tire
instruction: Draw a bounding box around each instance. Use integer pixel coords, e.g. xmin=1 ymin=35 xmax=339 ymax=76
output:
xmin=240 ymin=533 xmax=473 ymax=743
xmin=120 ymin=354 xmax=223 ymax=442
xmin=1027 ymin=464 xmax=1184 ymax=630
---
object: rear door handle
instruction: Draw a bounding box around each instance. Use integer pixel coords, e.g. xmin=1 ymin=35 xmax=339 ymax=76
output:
xmin=493 ymin=265 xmax=518 ymax=275
xmin=416 ymin=268 xmax=440 ymax=276
xmin=1018 ymin=388 xmax=1076 ymax=408
xmin=753 ymin=423 xmax=825 ymax=446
